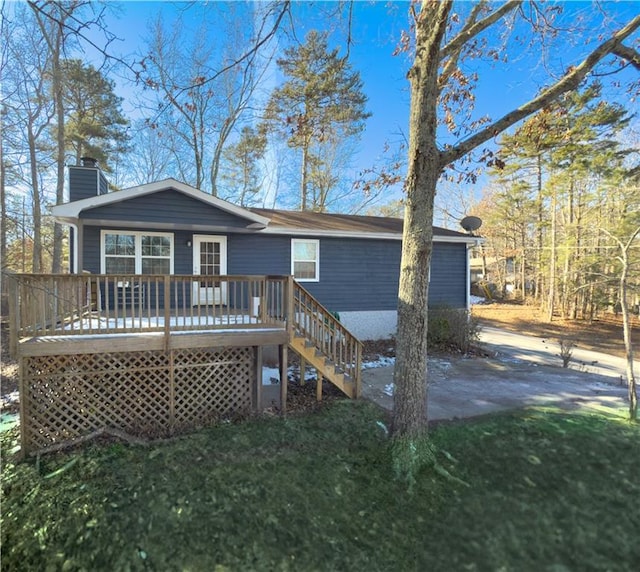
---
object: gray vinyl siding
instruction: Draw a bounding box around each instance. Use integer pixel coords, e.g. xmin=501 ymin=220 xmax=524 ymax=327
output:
xmin=228 ymin=235 xmax=290 ymax=275
xmin=429 ymin=242 xmax=467 ymax=308
xmin=81 ymin=227 xmax=467 ymax=310
xmin=69 ymin=167 xmax=101 ymax=201
xmin=308 ymin=238 xmax=401 ymax=312
xmin=80 ymin=190 xmax=253 ymax=229
xmin=229 ymin=235 xmax=466 ymax=311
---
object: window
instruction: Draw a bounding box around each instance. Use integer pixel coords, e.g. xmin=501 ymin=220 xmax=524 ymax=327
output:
xmin=102 ymin=231 xmax=173 ymax=274
xmin=291 ymin=239 xmax=319 ymax=282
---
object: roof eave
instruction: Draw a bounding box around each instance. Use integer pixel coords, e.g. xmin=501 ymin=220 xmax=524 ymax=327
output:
xmin=51 ymin=178 xmax=271 ymax=227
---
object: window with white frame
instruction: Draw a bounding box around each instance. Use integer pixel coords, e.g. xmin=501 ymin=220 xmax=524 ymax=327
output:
xmin=291 ymin=239 xmax=319 ymax=282
xmin=102 ymin=231 xmax=173 ymax=274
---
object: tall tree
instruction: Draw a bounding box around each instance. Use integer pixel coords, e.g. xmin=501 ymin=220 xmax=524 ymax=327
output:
xmin=124 ymin=120 xmax=175 ymax=187
xmin=61 ymin=59 xmax=129 ymax=170
xmin=393 ymin=1 xmax=640 ymax=444
xmin=219 ymin=126 xmax=267 ymax=207
xmin=28 ymin=0 xmax=130 ymax=270
xmin=264 ymin=30 xmax=370 ymax=211
xmin=2 ymin=3 xmax=56 ymax=273
xmin=484 ymin=85 xmax=631 ymax=317
xmin=140 ymin=2 xmax=282 ymax=194
xmin=29 ymin=0 xmax=68 ymax=273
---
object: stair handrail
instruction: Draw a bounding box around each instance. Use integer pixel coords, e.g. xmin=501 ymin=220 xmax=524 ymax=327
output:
xmin=287 ymin=279 xmax=362 ymax=392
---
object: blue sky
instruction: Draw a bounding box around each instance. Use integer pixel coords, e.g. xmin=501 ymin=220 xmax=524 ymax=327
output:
xmin=83 ymin=1 xmax=638 ymax=218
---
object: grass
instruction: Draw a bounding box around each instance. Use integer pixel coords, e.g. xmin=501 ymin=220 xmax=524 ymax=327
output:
xmin=2 ymin=401 xmax=640 ymax=571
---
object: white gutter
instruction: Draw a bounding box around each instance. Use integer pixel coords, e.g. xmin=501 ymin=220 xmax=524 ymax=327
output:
xmin=69 ymin=222 xmax=79 ymax=273
xmin=259 ymin=226 xmax=482 ymax=244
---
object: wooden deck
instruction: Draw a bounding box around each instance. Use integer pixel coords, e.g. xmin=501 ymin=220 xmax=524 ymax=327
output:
xmin=7 ymin=272 xmax=363 ymax=455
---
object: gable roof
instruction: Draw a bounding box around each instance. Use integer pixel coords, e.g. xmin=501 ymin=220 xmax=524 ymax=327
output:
xmin=52 ymin=176 xmax=479 ymax=243
xmin=51 ymin=178 xmax=270 ymax=228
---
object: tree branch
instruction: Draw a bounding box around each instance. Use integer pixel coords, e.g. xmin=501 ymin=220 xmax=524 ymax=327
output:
xmin=612 ymin=43 xmax=640 ymax=70
xmin=439 ymin=0 xmax=520 ymax=60
xmin=438 ymin=1 xmax=487 ymax=91
xmin=440 ymin=14 xmax=640 ymax=168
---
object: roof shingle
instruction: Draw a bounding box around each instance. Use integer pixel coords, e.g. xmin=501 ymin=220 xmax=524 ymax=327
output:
xmin=250 ymin=208 xmax=470 ymax=238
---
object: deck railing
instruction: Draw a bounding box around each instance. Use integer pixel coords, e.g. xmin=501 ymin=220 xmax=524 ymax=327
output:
xmin=7 ymin=273 xmax=362 ymax=391
xmin=290 ymin=278 xmax=362 ymax=383
xmin=8 ymin=273 xmax=288 ymax=342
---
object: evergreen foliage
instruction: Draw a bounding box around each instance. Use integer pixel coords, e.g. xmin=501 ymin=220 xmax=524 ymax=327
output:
xmin=263 ymin=30 xmax=370 ymax=211
xmin=61 ymin=59 xmax=129 ymax=172
xmin=219 ymin=126 xmax=267 ymax=207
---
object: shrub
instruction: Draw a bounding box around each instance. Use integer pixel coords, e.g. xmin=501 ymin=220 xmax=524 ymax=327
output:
xmin=427 ymin=306 xmax=480 ymax=353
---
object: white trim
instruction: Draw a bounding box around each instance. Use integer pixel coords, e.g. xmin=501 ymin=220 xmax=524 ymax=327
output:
xmin=261 ymin=226 xmax=481 ymax=244
xmin=100 ymin=230 xmax=174 ymax=274
xmin=192 ymin=234 xmax=228 ymax=305
xmin=291 ymin=238 xmax=320 ymax=282
xmin=192 ymin=234 xmax=227 ymax=276
xmin=53 ymin=178 xmax=270 ymax=227
xmin=70 ymin=223 xmax=79 ymax=273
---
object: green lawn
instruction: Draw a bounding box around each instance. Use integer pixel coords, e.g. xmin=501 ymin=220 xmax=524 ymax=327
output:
xmin=2 ymin=401 xmax=639 ymax=571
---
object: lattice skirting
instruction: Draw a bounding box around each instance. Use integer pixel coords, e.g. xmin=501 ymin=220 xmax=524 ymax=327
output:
xmin=21 ymin=346 xmax=255 ymax=453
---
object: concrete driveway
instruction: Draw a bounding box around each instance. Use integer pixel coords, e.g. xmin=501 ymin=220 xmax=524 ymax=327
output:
xmin=361 ymin=327 xmax=633 ymax=421
xmin=479 ymin=326 xmax=639 ymax=382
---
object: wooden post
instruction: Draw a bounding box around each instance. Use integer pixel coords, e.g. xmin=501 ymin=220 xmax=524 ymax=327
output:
xmin=260 ymin=278 xmax=268 ymax=323
xmin=18 ymin=356 xmax=28 ymax=459
xmin=279 ymin=343 xmax=288 ymax=416
xmin=254 ymin=346 xmax=263 ymax=411
xmin=163 ymin=276 xmax=171 ymax=351
xmin=7 ymin=272 xmax=18 ymax=359
xmin=168 ymin=349 xmax=175 ymax=432
xmin=299 ymin=356 xmax=306 ymax=386
xmin=285 ymin=275 xmax=295 ymax=341
xmin=355 ymin=342 xmax=362 ymax=398
xmin=316 ymin=370 xmax=323 ymax=402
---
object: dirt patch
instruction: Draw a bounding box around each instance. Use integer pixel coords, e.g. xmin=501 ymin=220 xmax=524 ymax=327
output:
xmin=472 ymin=302 xmax=638 ymax=360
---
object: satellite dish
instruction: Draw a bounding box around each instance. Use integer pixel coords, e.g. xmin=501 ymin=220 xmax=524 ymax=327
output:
xmin=460 ymin=215 xmax=482 ymax=234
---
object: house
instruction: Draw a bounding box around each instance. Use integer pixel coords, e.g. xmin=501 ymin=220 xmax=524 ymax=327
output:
xmin=52 ymin=159 xmax=479 ymax=341
xmin=8 ymin=159 xmax=479 ymax=455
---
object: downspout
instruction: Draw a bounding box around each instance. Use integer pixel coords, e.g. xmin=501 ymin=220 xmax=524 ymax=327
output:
xmin=68 ymin=222 xmax=83 ymax=274
xmin=466 ymin=243 xmax=471 ymax=311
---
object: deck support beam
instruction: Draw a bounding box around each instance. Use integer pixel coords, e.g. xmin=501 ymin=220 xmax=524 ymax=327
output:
xmin=316 ymin=371 xmax=323 ymax=402
xmin=279 ymin=343 xmax=288 ymax=415
xmin=254 ymin=346 xmax=263 ymax=411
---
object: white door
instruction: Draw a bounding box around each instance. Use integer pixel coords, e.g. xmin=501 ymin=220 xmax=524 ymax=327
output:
xmin=192 ymin=235 xmax=227 ymax=305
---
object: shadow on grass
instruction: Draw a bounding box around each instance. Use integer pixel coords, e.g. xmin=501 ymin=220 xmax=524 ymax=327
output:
xmin=2 ymin=402 xmax=639 ymax=571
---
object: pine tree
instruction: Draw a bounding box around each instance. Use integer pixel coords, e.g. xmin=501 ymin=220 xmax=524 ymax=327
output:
xmin=263 ymin=30 xmax=370 ymax=211
xmin=61 ymin=59 xmax=129 ymax=171
xmin=219 ymin=126 xmax=267 ymax=207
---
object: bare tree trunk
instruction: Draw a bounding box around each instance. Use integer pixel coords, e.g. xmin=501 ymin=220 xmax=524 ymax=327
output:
xmin=620 ymin=263 xmax=637 ymax=421
xmin=301 ymin=142 xmax=309 ymax=211
xmin=28 ymin=123 xmax=42 ymax=273
xmin=617 ymin=230 xmax=639 ymax=421
xmin=535 ymin=155 xmax=544 ymax=301
xmin=547 ymin=192 xmax=557 ymax=322
xmin=392 ymin=1 xmax=452 ymax=438
xmin=51 ymin=42 xmax=65 ymax=273
xmin=32 ymin=5 xmax=65 ymax=273
xmin=0 ymin=134 xmax=6 ymax=272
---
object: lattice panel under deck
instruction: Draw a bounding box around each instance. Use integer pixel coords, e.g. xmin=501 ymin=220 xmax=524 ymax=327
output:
xmin=173 ymin=347 xmax=253 ymax=427
xmin=22 ymin=346 xmax=256 ymax=453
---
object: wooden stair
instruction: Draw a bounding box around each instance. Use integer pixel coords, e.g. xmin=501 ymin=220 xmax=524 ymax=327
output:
xmin=287 ymin=282 xmax=362 ymax=400
xmin=289 ymin=334 xmax=357 ymax=398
